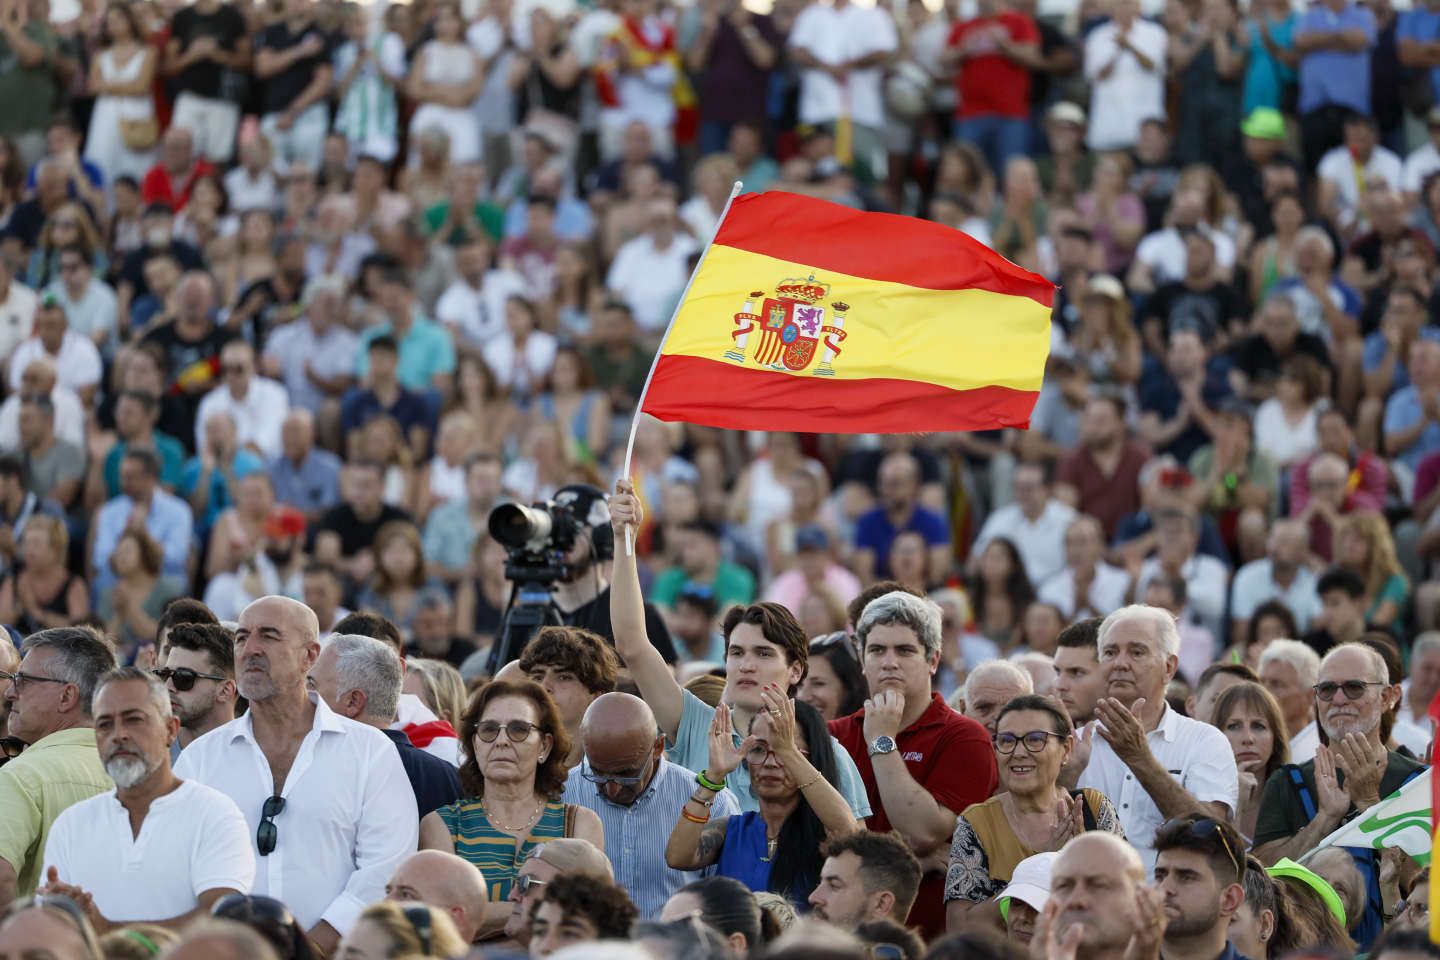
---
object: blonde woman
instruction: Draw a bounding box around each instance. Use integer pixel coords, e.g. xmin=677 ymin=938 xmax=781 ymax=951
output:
xmin=405 ymin=657 xmax=469 ymax=731
xmin=1335 ymin=513 xmax=1409 ymax=630
xmin=339 ymin=900 xmax=469 ymax=958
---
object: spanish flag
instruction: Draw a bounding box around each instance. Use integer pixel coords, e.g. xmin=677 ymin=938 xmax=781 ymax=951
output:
xmin=638 ymin=191 xmax=1054 ymax=434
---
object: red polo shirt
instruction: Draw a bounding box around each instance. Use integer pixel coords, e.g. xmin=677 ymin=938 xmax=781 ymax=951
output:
xmin=829 ymin=693 xmax=997 ymax=942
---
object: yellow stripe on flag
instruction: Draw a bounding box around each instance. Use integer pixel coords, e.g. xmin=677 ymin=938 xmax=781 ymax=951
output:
xmin=660 ymin=244 xmax=1052 ymax=395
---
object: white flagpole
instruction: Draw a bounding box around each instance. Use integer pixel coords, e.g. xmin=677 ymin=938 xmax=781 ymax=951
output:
xmin=619 ymin=179 xmax=744 ymax=556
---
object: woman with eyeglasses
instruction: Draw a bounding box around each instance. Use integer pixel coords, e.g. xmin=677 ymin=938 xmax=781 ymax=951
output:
xmin=337 ymin=900 xmax=468 ymax=959
xmin=1211 ymin=681 xmax=1289 ymax=844
xmin=798 ymin=634 xmax=867 ymax=722
xmin=420 ymin=679 xmax=604 ymax=941
xmin=944 ymin=694 xmax=1122 ymax=930
xmin=665 ymin=687 xmax=858 ymax=908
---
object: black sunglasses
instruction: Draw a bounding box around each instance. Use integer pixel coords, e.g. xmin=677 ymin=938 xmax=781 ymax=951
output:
xmin=1312 ymin=680 xmax=1385 ymax=702
xmin=475 ymin=719 xmax=543 ymax=743
xmin=153 ymin=667 xmax=228 ymax=692
xmin=1162 ymin=816 xmax=1240 ymax=880
xmin=257 ymin=795 xmax=285 ymax=856
xmin=401 ymin=903 xmax=433 ymax=955
xmin=513 ymin=874 xmax=548 ymax=897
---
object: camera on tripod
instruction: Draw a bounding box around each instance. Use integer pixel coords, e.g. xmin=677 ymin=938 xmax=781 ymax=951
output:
xmin=487 ymin=499 xmax=581 ymax=585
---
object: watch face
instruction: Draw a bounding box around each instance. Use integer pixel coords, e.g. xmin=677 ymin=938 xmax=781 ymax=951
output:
xmin=872 ymin=736 xmax=896 ymax=753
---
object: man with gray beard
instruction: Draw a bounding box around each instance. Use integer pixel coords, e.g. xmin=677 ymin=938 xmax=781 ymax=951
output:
xmin=0 ymin=626 xmax=115 ymax=903
xmin=38 ymin=667 xmax=253 ymax=931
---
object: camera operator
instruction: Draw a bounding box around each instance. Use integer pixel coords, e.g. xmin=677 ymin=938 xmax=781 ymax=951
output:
xmin=494 ymin=484 xmax=678 ymax=670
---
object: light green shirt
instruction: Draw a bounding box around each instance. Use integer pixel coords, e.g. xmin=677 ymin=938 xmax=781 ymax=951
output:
xmin=0 ymin=727 xmax=110 ymax=895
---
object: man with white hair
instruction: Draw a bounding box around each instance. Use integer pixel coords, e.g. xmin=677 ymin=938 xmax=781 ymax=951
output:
xmin=38 ymin=667 xmax=253 ymax=931
xmin=1230 ymin=519 xmax=1322 ymax=642
xmin=1274 ymin=226 xmax=1361 ymax=346
xmin=1078 ymin=605 xmax=1239 ymax=870
xmin=306 ymin=634 xmax=461 ymax=817
xmin=955 ymin=660 xmax=1033 ymax=734
xmin=175 ymin=596 xmax=418 ymax=955
xmin=1258 ymin=639 xmax=1321 ymax=762
xmin=829 ymin=590 xmax=997 ymax=941
xmin=1396 ymin=631 xmax=1440 ymax=751
xmin=1010 ymin=652 xmax=1056 ymax=695
xmin=1254 ymin=642 xmax=1424 ymax=943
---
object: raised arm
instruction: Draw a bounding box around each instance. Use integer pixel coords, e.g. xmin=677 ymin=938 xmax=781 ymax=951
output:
xmin=609 ymin=479 xmax=684 ymax=739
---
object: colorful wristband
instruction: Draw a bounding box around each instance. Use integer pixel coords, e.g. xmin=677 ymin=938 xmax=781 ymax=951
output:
xmin=696 ymin=770 xmax=726 ymax=791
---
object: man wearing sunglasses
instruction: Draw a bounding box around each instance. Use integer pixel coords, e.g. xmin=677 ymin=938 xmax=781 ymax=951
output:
xmin=157 ymin=622 xmax=237 ymax=760
xmin=1153 ymin=816 xmax=1248 ymax=960
xmin=0 ymin=626 xmax=116 ymax=904
xmin=38 ymin=667 xmax=253 ymax=932
xmin=561 ymin=692 xmax=739 ymax=917
xmin=1253 ymin=642 xmax=1423 ymax=947
xmin=174 ymin=595 xmax=418 ymax=958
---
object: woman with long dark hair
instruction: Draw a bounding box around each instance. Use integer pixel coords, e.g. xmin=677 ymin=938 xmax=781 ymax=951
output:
xmin=969 ymin=538 xmax=1035 ymax=646
xmin=666 ymin=689 xmax=858 ymax=908
xmin=798 ymin=635 xmax=868 ymax=722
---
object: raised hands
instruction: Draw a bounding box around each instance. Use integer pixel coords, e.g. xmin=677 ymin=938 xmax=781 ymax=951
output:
xmin=706 ymin=703 xmax=753 ymax=782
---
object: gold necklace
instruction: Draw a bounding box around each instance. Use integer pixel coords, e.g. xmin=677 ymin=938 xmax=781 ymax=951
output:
xmin=484 ymin=799 xmax=544 ymax=834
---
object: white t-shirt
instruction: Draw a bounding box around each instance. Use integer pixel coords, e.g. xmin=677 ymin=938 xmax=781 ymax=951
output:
xmin=223 ymin=167 xmax=280 ymax=214
xmin=789 ymin=1 xmax=899 ymax=128
xmin=7 ymin=332 xmax=102 ymax=394
xmin=1289 ymin=720 xmax=1320 ymax=765
xmin=1037 ymin=562 xmax=1131 ymax=619
xmin=434 ymin=270 xmax=528 ymax=347
xmin=971 ymin=499 xmax=1077 ymax=586
xmin=1134 ymin=225 xmax=1237 ymax=286
xmin=43 ymin=780 xmax=255 ymax=922
xmin=1134 ymin=553 xmax=1230 ymax=641
xmin=606 ymin=232 xmax=699 ymax=331
xmin=1083 ymin=19 xmax=1167 ymax=151
xmin=194 ymin=377 xmax=291 ymax=460
xmin=0 ymin=282 xmax=38 ymax=365
xmin=1317 ymin=145 xmax=1405 ymax=229
xmin=1078 ymin=703 xmax=1239 ymax=872
xmin=1252 ymin=398 xmax=1319 ymax=469
xmin=1403 ymin=140 xmax=1440 ymax=194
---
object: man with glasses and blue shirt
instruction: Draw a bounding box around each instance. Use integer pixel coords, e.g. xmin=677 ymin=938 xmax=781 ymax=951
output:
xmin=1254 ymin=641 xmax=1424 ymax=946
xmin=0 ymin=626 xmax=116 ymax=904
xmin=173 ymin=595 xmax=417 ymax=958
xmin=561 ymin=692 xmax=740 ymax=918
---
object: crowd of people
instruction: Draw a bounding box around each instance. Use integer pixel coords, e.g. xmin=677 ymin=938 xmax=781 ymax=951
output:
xmin=0 ymin=0 xmax=1439 ymax=955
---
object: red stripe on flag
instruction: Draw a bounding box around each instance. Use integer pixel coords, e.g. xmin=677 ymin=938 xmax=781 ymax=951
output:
xmin=714 ymin=192 xmax=1056 ymax=307
xmin=641 ymin=355 xmax=1039 ymax=433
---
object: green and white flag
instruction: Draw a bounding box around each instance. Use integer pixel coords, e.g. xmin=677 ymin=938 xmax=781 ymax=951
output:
xmin=1309 ymin=771 xmax=1433 ymax=866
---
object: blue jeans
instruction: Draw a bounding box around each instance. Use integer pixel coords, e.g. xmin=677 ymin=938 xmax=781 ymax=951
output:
xmin=954 ymin=115 xmax=1031 ymax=176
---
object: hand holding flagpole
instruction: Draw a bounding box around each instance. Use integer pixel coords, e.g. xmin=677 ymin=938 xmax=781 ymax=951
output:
xmin=619 ymin=180 xmax=744 ymax=555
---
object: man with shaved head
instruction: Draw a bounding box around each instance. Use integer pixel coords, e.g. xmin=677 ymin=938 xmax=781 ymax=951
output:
xmin=1044 ymin=832 xmax=1164 ymax=960
xmin=175 ymin=596 xmax=419 ymax=957
xmin=386 ymin=849 xmax=488 ymax=943
xmin=561 ymin=691 xmax=740 ymax=917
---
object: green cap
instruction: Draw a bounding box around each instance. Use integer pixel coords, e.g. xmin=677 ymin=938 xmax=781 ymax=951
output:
xmin=1266 ymin=857 xmax=1346 ymax=926
xmin=1241 ymin=107 xmax=1286 ymax=141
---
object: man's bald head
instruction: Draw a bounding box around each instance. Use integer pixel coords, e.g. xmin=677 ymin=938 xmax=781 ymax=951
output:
xmin=163 ymin=920 xmax=281 ymax=960
xmin=579 ymin=693 xmax=664 ymax=807
xmin=1050 ymin=834 xmax=1147 ymax=958
xmin=387 ymin=850 xmax=488 ymax=942
xmin=244 ymin=595 xmax=320 ymax=646
xmin=234 ymin=595 xmax=321 ymax=703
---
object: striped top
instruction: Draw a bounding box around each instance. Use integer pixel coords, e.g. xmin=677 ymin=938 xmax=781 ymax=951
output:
xmin=434 ymin=798 xmax=568 ymax=902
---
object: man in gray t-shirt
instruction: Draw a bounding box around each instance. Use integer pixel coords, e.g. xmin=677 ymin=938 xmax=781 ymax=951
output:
xmin=17 ymin=395 xmax=83 ymax=510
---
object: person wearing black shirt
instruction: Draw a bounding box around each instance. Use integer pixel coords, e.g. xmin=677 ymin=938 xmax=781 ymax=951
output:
xmin=254 ymin=0 xmax=334 ymax=172
xmin=315 ymin=459 xmax=414 ymax=588
xmin=1229 ymin=295 xmax=1332 ymax=401
xmin=118 ymin=204 xmax=204 ymax=334
xmin=402 ymin=587 xmax=478 ymax=669
xmin=139 ymin=272 xmax=237 ymax=453
xmin=1140 ymin=232 xmax=1245 ymax=355
xmin=165 ymin=0 xmax=252 ymax=164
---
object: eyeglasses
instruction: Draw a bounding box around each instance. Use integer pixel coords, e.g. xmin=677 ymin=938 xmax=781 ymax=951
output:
xmin=581 ymin=756 xmax=651 ymax=789
xmin=0 ymin=736 xmax=24 ymax=760
xmin=1398 ymin=897 xmax=1430 ymax=922
xmin=400 ymin=903 xmax=433 ymax=955
xmin=513 ymin=874 xmax=548 ymax=897
xmin=994 ymin=730 xmax=1066 ymax=755
xmin=0 ymin=670 xmax=71 ymax=695
xmin=257 ymin=795 xmax=285 ymax=856
xmin=744 ymin=742 xmax=808 ymax=765
xmin=1313 ymin=680 xmax=1385 ymax=702
xmin=475 ymin=720 xmax=543 ymax=743
xmin=1161 ymin=816 xmax=1240 ymax=881
xmin=153 ymin=667 xmax=228 ymax=692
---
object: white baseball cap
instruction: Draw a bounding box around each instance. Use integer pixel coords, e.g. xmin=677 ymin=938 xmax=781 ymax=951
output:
xmin=1000 ymin=851 xmax=1057 ymax=920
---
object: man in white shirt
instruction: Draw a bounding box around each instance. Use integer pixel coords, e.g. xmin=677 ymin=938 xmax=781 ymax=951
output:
xmin=1132 ymin=507 xmax=1230 ymax=641
xmin=40 ymin=667 xmax=254 ymax=931
xmin=0 ymin=357 xmax=85 ymax=451
xmin=1402 ymin=106 xmax=1440 ymax=199
xmin=1318 ymin=113 xmax=1404 ymax=233
xmin=174 ymin=596 xmax=419 ymax=955
xmin=261 ymin=276 xmax=358 ymax=417
xmin=195 ymin=340 xmax=291 ymax=460
xmin=1038 ymin=515 xmax=1131 ymax=621
xmin=788 ymin=0 xmax=898 ymax=155
xmin=971 ymin=461 xmax=1076 ymax=586
xmin=435 ymin=235 xmax=527 ymax=348
xmin=1078 ymin=604 xmax=1239 ymax=871
xmin=7 ymin=298 xmax=102 ymax=408
xmin=1128 ymin=190 xmax=1237 ymax=293
xmin=1257 ymin=640 xmax=1321 ymax=764
xmin=605 ymin=198 xmax=699 ymax=334
xmin=1230 ymin=520 xmax=1322 ymax=643
xmin=1082 ymin=0 xmax=1166 ymax=151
